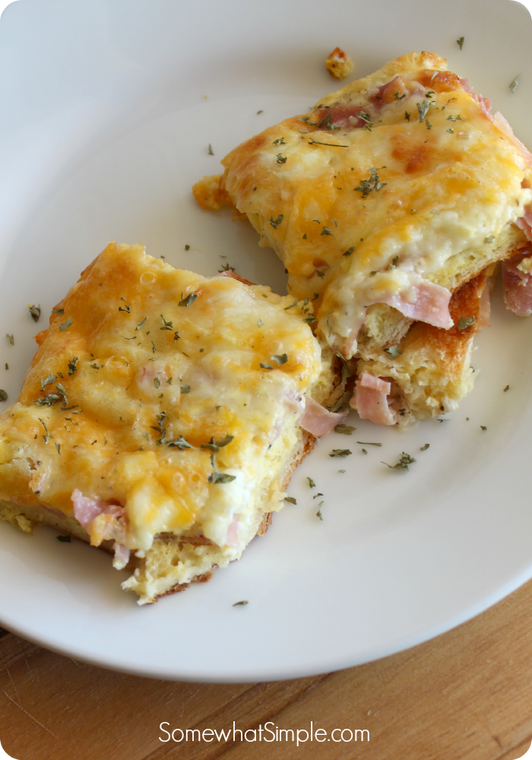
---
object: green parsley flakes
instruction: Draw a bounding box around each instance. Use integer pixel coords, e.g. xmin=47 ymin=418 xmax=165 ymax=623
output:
xmin=160 ymin=314 xmax=173 ymax=330
xmin=178 ymin=292 xmax=198 ymax=307
xmin=457 ymin=316 xmax=475 ymax=331
xmin=417 ymin=99 xmax=431 ymax=122
xmin=329 ymin=449 xmax=352 ymax=458
xmin=41 ymin=373 xmax=57 ymax=390
xmin=354 ymin=168 xmax=387 ymax=198
xmin=382 ymin=452 xmax=416 ymax=471
xmin=307 ymin=137 xmax=349 ymax=148
xmin=28 ymin=304 xmax=41 ymax=322
xmin=35 ymin=383 xmax=68 ymax=407
xmin=384 ymin=345 xmax=402 ymax=358
xmin=334 ymin=424 xmax=355 ymax=435
xmin=208 ymin=454 xmax=236 ymax=484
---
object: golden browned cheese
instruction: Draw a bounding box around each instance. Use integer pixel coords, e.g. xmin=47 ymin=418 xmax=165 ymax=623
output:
xmin=194 ymin=51 xmax=532 ymax=359
xmin=0 ymin=242 xmax=331 ymax=595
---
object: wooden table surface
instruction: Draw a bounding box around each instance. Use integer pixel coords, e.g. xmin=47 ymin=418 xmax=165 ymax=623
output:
xmin=1 ymin=579 xmax=532 ymax=760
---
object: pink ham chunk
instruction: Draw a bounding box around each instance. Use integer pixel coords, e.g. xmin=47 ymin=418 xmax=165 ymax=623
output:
xmin=369 ymin=76 xmax=425 ymax=108
xmin=384 ymin=279 xmax=453 ymax=329
xmin=225 ymin=514 xmax=240 ymax=548
xmin=502 ymin=253 xmax=532 ymax=316
xmin=515 ymin=207 xmax=532 ymax=242
xmin=72 ymin=489 xmax=114 ymax=529
xmin=314 ymin=104 xmax=373 ymax=130
xmin=71 ymin=489 xmax=128 ymax=559
xmin=113 ymin=543 xmax=131 ymax=570
xmin=459 ymin=79 xmax=493 ymax=119
xmin=298 ymin=395 xmax=349 ymax=437
xmin=352 ymin=373 xmax=398 ymax=427
xmin=493 ymin=112 xmax=532 ymax=169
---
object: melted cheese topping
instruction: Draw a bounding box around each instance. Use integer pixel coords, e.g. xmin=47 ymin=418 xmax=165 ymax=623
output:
xmin=0 ymin=243 xmax=323 ymax=551
xmin=215 ymin=52 xmax=532 ymax=356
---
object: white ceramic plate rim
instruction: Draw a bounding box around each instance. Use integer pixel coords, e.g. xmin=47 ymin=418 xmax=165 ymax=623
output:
xmin=0 ymin=0 xmax=531 ymax=682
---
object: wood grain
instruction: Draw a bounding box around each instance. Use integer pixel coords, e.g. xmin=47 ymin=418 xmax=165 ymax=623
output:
xmin=2 ymin=579 xmax=532 ymax=760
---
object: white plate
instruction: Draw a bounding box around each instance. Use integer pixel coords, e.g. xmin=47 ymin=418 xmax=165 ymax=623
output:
xmin=0 ymin=0 xmax=531 ymax=682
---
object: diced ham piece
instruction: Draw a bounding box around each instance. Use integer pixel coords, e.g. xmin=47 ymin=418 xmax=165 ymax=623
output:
xmin=268 ymin=391 xmax=305 ymax=443
xmin=71 ymin=489 xmax=127 ymax=547
xmin=225 ymin=514 xmax=240 ymax=548
xmin=352 ymin=373 xmax=398 ymax=427
xmin=358 ymin=373 xmax=391 ymax=393
xmin=368 ymin=76 xmax=425 ymax=108
xmin=493 ymin=112 xmax=532 ymax=169
xmin=315 ymin=104 xmax=372 ymax=130
xmin=459 ymin=79 xmax=493 ymax=119
xmin=113 ymin=543 xmax=130 ymax=570
xmin=298 ymin=395 xmax=348 ymax=437
xmin=370 ymin=76 xmax=406 ymax=107
xmin=502 ymin=253 xmax=532 ymax=316
xmin=515 ymin=206 xmax=532 ymax=242
xmin=476 ymin=95 xmax=493 ymax=119
xmin=72 ymin=489 xmax=111 ymax=529
xmin=284 ymin=391 xmax=305 ymax=415
xmin=384 ymin=279 xmax=453 ymax=329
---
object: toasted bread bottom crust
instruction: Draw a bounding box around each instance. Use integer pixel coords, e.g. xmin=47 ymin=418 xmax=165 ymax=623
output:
xmin=353 ymin=272 xmax=489 ymax=425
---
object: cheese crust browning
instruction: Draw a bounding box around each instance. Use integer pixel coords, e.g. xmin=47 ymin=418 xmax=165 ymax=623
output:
xmin=193 ymin=50 xmax=532 ymax=423
xmin=0 ymin=242 xmax=337 ymax=603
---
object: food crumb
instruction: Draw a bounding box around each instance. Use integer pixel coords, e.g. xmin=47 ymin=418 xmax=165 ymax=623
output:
xmin=325 ymin=47 xmax=354 ymax=80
